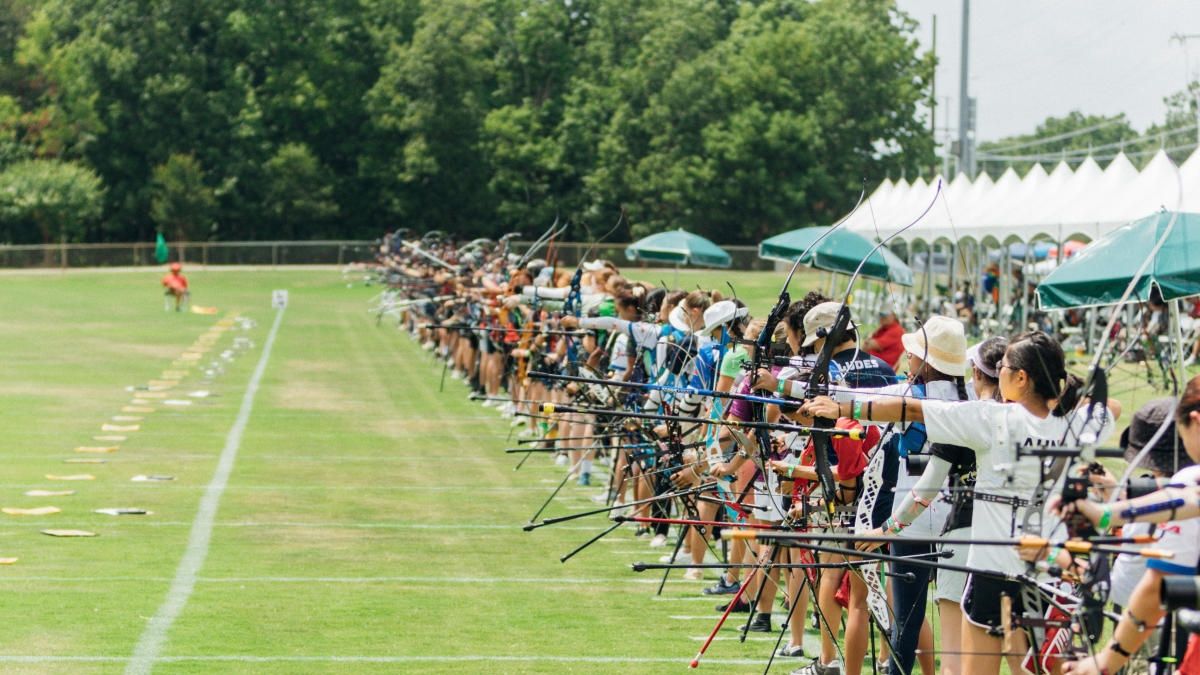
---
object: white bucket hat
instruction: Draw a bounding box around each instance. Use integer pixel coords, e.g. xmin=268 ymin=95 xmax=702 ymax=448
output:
xmin=900 ymin=315 xmax=967 ymax=377
xmin=668 ymin=305 xmax=693 ymax=333
xmin=801 ymin=302 xmax=856 ymax=348
xmin=696 ymin=300 xmax=749 ymax=336
xmin=582 ymin=260 xmax=608 ymax=272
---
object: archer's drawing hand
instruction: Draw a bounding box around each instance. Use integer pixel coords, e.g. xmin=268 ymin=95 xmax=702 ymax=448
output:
xmin=802 ymin=396 xmax=840 ymax=420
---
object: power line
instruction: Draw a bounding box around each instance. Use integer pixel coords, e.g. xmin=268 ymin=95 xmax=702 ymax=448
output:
xmin=981 ymin=117 xmax=1126 ymax=154
xmin=977 ymin=123 xmax=1199 ymax=162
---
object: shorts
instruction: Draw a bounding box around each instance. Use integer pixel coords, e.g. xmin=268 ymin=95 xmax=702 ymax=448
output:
xmin=962 ymin=573 xmax=1024 ymax=630
xmin=935 ymin=527 xmax=970 ymax=604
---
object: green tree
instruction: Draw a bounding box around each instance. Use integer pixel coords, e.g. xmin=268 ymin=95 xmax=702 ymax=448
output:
xmin=263 ymin=142 xmax=337 ymax=239
xmin=0 ymin=158 xmax=103 ymax=245
xmin=150 ymin=153 xmax=216 ymax=242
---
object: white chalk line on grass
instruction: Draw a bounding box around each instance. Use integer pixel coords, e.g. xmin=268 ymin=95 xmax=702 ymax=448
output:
xmin=0 ymin=575 xmax=671 ymax=585
xmin=126 ymin=306 xmax=286 ymax=675
xmin=0 ymin=655 xmax=773 ymax=665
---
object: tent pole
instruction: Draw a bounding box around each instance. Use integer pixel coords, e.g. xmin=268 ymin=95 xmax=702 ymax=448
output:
xmin=948 ymin=242 xmax=957 ymax=319
xmin=1172 ymin=298 xmax=1186 ymax=399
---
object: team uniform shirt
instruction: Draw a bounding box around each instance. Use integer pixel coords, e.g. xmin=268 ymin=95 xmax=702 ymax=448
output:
xmin=831 ymin=347 xmax=899 ymax=389
xmin=921 ymin=399 xmax=1116 ymax=576
xmin=892 ymin=379 xmax=959 ymax=539
xmin=1111 ymin=466 xmax=1200 ymax=606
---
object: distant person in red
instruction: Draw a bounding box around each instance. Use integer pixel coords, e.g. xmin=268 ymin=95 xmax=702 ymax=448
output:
xmin=161 ymin=263 xmax=189 ymax=312
xmin=864 ymin=303 xmax=904 ymax=369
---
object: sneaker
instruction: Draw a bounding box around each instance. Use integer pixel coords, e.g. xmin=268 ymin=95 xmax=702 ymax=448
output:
xmin=715 ymin=598 xmax=750 ymax=613
xmin=607 ymin=500 xmax=628 ymax=521
xmin=481 ymin=399 xmax=494 ymax=408
xmin=510 ymin=418 xmax=526 ymax=428
xmin=683 ymin=568 xmax=704 ymax=581
xmin=578 ymin=473 xmax=590 ymax=487
xmin=776 ymin=644 xmax=805 ymax=658
xmin=658 ymin=552 xmax=677 ymax=563
xmin=703 ymin=575 xmax=741 ymax=595
xmin=591 ymin=492 xmax=612 ymax=504
xmin=554 ymin=454 xmax=568 ymax=467
xmin=649 ymin=534 xmax=668 ymax=548
xmin=634 ymin=527 xmax=650 ymax=538
xmin=738 ymin=613 xmax=772 ymax=633
xmin=790 ymin=660 xmax=842 ymax=675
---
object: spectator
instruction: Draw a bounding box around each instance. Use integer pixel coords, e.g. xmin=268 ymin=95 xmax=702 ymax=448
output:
xmin=864 ymin=302 xmax=904 ymax=370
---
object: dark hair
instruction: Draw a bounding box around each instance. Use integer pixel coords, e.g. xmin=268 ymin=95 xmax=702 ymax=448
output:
xmin=975 ymin=336 xmax=1008 ymax=386
xmin=663 ymin=290 xmax=687 ymax=311
xmin=786 ymin=292 xmax=831 ymax=332
xmin=728 ymin=299 xmax=749 ymax=339
xmin=1177 ymin=375 xmax=1200 ymax=426
xmin=1004 ymin=331 xmax=1082 ymax=417
xmin=643 ymin=288 xmax=667 ymax=315
xmin=615 ymin=292 xmax=642 ymax=313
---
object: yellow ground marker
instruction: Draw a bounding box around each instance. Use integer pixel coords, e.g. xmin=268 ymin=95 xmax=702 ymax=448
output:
xmin=65 ymin=458 xmax=106 ymax=464
xmin=0 ymin=558 xmax=18 ymax=564
xmin=102 ymin=424 xmax=139 ymax=432
xmin=94 ymin=435 xmax=127 ymax=442
xmin=25 ymin=490 xmax=74 ymax=497
xmin=3 ymin=506 xmax=60 ymax=516
xmin=46 ymin=474 xmax=95 ymax=481
xmin=75 ymin=446 xmax=118 ymax=454
xmin=121 ymin=407 xmax=154 ymax=414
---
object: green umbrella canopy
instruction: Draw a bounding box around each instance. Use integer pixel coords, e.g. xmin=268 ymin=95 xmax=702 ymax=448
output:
xmin=1037 ymin=211 xmax=1200 ymax=309
xmin=624 ymin=229 xmax=732 ymax=268
xmin=758 ymin=226 xmax=914 ymax=287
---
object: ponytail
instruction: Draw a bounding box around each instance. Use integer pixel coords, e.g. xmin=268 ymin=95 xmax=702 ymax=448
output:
xmin=1006 ymin=331 xmax=1080 ymax=417
xmin=1054 ymin=372 xmax=1084 ymax=418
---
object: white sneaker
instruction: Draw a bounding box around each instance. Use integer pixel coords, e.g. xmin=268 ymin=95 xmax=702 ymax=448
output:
xmin=510 ymin=418 xmax=526 ymax=428
xmin=683 ymin=568 xmax=704 ymax=581
xmin=481 ymin=399 xmax=494 ymax=407
xmin=517 ymin=428 xmax=535 ymax=438
xmin=555 ymin=454 xmax=568 ymax=467
xmin=649 ymin=534 xmax=668 ymax=548
xmin=607 ymin=500 xmax=628 ymax=521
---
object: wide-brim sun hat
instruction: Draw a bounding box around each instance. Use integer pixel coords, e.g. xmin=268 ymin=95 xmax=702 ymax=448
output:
xmin=668 ymin=305 xmax=692 ymax=333
xmin=696 ymin=300 xmax=749 ymax=336
xmin=801 ymin=302 xmax=856 ymax=348
xmin=582 ymin=260 xmax=607 ymax=272
xmin=900 ymin=315 xmax=967 ymax=377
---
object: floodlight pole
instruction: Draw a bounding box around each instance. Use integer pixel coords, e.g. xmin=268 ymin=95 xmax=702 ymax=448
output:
xmin=1169 ymin=33 xmax=1200 ymax=147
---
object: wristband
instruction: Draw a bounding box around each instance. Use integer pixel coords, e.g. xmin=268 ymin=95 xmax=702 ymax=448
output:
xmin=776 ymin=378 xmax=787 ymax=396
xmin=852 ymin=400 xmax=863 ymax=420
xmin=1098 ymin=505 xmax=1112 ymax=531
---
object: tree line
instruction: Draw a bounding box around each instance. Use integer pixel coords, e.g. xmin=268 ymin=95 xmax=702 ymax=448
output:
xmin=0 ymin=0 xmax=935 ymax=245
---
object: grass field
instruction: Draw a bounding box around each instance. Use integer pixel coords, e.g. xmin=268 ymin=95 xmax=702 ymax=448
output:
xmin=0 ymin=267 xmax=1185 ymax=675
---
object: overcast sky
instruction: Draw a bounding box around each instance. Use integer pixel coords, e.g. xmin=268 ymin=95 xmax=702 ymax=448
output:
xmin=896 ymin=0 xmax=1200 ymax=143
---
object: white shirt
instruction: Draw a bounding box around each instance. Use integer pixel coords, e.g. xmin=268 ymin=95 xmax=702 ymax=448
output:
xmin=922 ymin=399 xmax=1115 ymax=576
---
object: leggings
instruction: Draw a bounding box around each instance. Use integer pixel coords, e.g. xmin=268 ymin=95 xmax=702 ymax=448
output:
xmin=888 ymin=540 xmax=933 ymax=675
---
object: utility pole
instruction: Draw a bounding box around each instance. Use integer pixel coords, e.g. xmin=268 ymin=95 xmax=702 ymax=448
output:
xmin=1169 ymin=33 xmax=1200 ymax=147
xmin=958 ymin=0 xmax=975 ymax=178
xmin=931 ymin=14 xmax=938 ymax=177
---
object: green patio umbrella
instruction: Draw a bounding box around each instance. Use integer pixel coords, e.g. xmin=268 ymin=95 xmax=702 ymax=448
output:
xmin=624 ymin=229 xmax=732 ymax=268
xmin=758 ymin=226 xmax=914 ymax=286
xmin=1037 ymin=211 xmax=1200 ymax=309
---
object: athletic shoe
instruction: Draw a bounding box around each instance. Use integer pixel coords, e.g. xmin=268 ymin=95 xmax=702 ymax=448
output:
xmin=634 ymin=527 xmax=650 ymax=537
xmin=775 ymin=644 xmax=805 ymax=658
xmin=738 ymin=613 xmax=772 ymax=633
xmin=715 ymin=598 xmax=750 ymax=613
xmin=658 ymin=552 xmax=677 ymax=563
xmin=607 ymin=500 xmax=628 ymax=521
xmin=683 ymin=568 xmax=704 ymax=581
xmin=577 ymin=473 xmax=590 ymax=487
xmin=703 ymin=575 xmax=740 ymax=596
xmin=481 ymin=399 xmax=494 ymax=407
xmin=510 ymin=418 xmax=526 ymax=428
xmin=790 ymin=660 xmax=842 ymax=675
xmin=739 ymin=614 xmax=772 ymax=633
xmin=591 ymin=492 xmax=612 ymax=504
xmin=555 ymin=454 xmax=568 ymax=467
xmin=649 ymin=534 xmax=668 ymax=548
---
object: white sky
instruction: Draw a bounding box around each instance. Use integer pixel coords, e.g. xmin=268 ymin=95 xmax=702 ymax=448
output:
xmin=896 ymin=0 xmax=1200 ymax=143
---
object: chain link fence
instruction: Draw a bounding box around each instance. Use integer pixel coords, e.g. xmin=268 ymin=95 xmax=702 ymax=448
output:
xmin=0 ymin=240 xmax=783 ymax=271
xmin=0 ymin=241 xmax=379 ymax=268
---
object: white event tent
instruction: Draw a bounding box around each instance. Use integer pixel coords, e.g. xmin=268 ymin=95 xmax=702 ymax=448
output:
xmin=845 ymin=148 xmax=1198 ymax=251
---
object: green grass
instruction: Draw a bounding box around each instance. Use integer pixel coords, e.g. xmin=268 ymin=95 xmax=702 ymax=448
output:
xmin=0 ymin=267 xmax=1187 ymax=674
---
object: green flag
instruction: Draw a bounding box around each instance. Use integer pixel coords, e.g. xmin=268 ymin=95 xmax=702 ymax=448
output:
xmin=154 ymin=232 xmax=169 ymax=264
